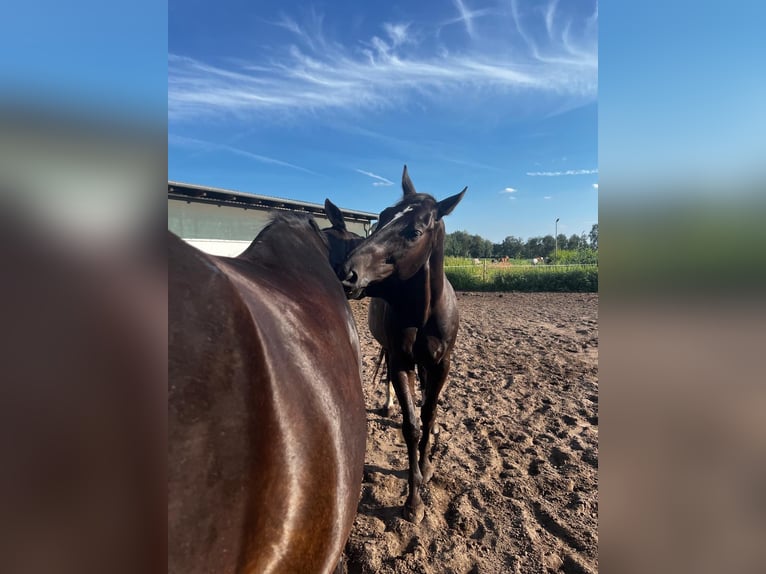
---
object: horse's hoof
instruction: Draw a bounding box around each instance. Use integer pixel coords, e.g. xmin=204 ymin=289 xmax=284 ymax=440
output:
xmin=403 ymin=502 xmax=425 ymax=524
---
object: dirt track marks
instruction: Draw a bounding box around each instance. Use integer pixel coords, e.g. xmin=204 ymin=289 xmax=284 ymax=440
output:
xmin=344 ymin=292 xmax=598 ymax=574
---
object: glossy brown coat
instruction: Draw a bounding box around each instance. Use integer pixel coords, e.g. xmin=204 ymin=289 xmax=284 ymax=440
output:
xmin=169 ymin=213 xmax=366 ymax=574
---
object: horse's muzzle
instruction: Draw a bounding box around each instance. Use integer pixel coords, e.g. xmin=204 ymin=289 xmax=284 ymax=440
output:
xmin=341 ymin=269 xmax=366 ymax=300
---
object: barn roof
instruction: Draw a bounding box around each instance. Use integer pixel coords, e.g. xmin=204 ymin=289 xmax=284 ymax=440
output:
xmin=168 ymin=181 xmax=378 ymax=225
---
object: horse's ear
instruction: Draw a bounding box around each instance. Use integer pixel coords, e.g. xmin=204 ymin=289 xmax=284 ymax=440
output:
xmin=324 ymin=198 xmax=346 ymax=230
xmin=402 ymin=165 xmax=417 ymax=196
xmin=437 ymin=187 xmax=467 ymax=219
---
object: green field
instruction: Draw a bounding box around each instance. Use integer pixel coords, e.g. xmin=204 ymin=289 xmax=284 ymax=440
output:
xmin=444 ymin=261 xmax=598 ymax=292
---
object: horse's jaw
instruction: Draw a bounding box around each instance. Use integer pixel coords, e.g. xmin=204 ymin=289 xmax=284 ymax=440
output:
xmin=341 ymin=260 xmax=395 ymax=300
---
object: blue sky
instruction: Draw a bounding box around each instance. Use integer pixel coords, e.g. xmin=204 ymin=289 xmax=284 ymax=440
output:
xmin=169 ymin=0 xmax=598 ymax=243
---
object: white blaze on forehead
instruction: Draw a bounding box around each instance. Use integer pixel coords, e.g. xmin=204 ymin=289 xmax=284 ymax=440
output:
xmin=379 ymin=204 xmax=416 ymax=230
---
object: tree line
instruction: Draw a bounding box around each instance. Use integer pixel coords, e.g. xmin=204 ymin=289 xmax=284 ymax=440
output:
xmin=444 ymin=224 xmax=598 ymax=260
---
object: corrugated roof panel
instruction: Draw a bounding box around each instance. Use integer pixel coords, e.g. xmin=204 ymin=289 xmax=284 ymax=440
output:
xmin=168 ymin=181 xmax=378 ymax=221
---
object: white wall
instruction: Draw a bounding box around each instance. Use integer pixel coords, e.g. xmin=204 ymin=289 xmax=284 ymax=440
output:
xmin=168 ymin=199 xmax=371 ymax=256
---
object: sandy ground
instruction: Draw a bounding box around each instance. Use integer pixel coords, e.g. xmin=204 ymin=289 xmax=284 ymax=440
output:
xmin=342 ymin=292 xmax=598 ymax=574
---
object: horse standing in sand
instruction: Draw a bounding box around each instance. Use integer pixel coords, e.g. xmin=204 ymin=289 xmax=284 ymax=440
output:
xmin=169 ymin=212 xmax=366 ymax=574
xmin=340 ymin=165 xmax=466 ymax=523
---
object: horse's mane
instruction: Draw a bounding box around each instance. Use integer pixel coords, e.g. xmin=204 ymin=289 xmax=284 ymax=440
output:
xmin=241 ymin=211 xmax=329 ymax=258
xmin=258 ymin=211 xmax=322 ymax=236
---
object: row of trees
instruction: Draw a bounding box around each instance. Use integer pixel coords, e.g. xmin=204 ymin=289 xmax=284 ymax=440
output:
xmin=444 ymin=224 xmax=598 ymax=259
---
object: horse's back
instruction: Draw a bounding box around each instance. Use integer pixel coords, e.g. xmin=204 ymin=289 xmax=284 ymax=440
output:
xmin=169 ymin=231 xmax=263 ymax=574
xmin=225 ymin=257 xmax=366 ymax=572
xmin=169 ymin=229 xmax=366 ymax=574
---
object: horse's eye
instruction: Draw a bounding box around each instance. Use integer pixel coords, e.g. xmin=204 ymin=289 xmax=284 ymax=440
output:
xmin=408 ymin=228 xmax=423 ymax=239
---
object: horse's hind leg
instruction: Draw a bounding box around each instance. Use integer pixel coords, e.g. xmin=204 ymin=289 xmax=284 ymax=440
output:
xmin=373 ymin=348 xmax=395 ymax=416
xmin=383 ymin=379 xmax=395 ymax=416
xmin=382 ymin=351 xmax=396 ymax=416
xmin=418 ymin=356 xmax=450 ymax=484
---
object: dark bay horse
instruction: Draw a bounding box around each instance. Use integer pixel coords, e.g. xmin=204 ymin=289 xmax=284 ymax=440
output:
xmin=169 ymin=212 xmax=366 ymax=574
xmin=322 ymin=200 xmax=396 ymax=415
xmin=322 ymin=198 xmax=365 ymax=275
xmin=340 ymin=166 xmax=466 ymax=523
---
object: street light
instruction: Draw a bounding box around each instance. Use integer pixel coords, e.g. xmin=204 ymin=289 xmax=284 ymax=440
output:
xmin=555 ymin=218 xmax=560 ymax=262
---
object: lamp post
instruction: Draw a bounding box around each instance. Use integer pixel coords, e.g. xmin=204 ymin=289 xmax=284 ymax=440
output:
xmin=555 ymin=218 xmax=560 ymax=262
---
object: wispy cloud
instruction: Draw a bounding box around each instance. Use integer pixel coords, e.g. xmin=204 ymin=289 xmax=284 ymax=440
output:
xmin=511 ymin=0 xmax=597 ymax=66
xmin=544 ymin=196 xmax=553 ymax=200
xmin=526 ymin=169 xmax=598 ymax=176
xmin=356 ymin=169 xmax=394 ymax=186
xmin=169 ymin=134 xmax=316 ymax=174
xmin=439 ymin=155 xmax=499 ymax=170
xmin=499 ymin=187 xmax=518 ymax=199
xmin=444 ymin=0 xmax=494 ymax=39
xmin=544 ymin=0 xmax=560 ymax=41
xmin=267 ymin=9 xmax=329 ymax=53
xmin=169 ymin=3 xmax=597 ymax=121
xmin=382 ymin=22 xmax=412 ymax=48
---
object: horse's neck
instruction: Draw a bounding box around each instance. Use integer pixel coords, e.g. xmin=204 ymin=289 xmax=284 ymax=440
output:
xmin=427 ymin=230 xmax=447 ymax=301
xmin=390 ymin=230 xmax=447 ymax=328
xmin=387 ymin=265 xmax=430 ymax=328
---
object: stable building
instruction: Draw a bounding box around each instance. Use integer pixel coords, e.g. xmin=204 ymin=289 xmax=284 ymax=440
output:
xmin=168 ymin=181 xmax=378 ymax=257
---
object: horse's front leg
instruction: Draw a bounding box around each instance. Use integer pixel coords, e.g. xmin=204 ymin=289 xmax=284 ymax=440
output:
xmin=418 ymin=355 xmax=451 ymax=484
xmin=391 ymin=365 xmax=425 ymax=524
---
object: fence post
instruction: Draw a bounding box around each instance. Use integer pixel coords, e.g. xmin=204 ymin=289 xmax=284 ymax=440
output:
xmin=483 ymin=260 xmax=487 ymax=282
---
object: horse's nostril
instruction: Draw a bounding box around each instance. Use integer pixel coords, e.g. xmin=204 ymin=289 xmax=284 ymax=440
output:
xmin=344 ymin=269 xmax=358 ymax=285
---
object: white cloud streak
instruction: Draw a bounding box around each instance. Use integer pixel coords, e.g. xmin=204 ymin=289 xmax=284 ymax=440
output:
xmin=526 ymin=169 xmax=599 ymax=176
xmin=356 ymin=169 xmax=394 ymax=186
xmin=169 ymin=134 xmax=316 ymax=174
xmin=544 ymin=0 xmax=560 ymax=41
xmin=501 ymin=187 xmax=517 ymax=193
xmin=446 ymin=0 xmax=494 ymax=39
xmin=511 ymin=0 xmax=597 ymax=67
xmin=169 ymin=2 xmax=597 ymax=121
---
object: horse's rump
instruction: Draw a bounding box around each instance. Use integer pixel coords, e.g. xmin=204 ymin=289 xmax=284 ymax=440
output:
xmin=169 ymin=221 xmax=366 ymax=574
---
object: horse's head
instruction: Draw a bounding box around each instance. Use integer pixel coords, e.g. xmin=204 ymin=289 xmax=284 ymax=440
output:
xmin=322 ymin=198 xmax=365 ymax=274
xmin=340 ymin=165 xmax=465 ymax=300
